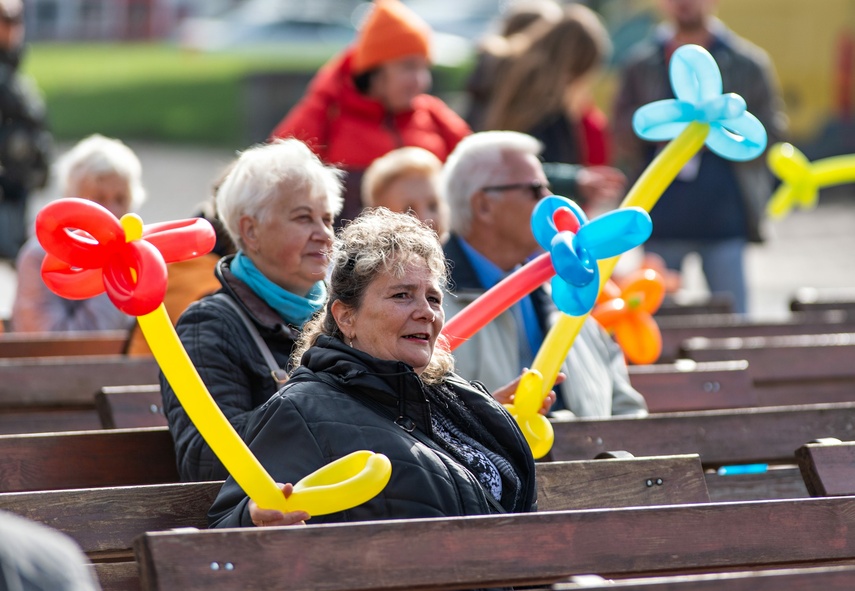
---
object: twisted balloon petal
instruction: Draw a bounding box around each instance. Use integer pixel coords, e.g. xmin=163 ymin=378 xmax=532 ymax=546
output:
xmin=592 ymin=268 xmax=665 ymax=365
xmin=531 ymin=196 xmax=652 ymax=316
xmin=35 ymin=198 xmax=216 ymax=316
xmin=632 ymin=44 xmax=767 ymax=162
xmin=503 ymin=369 xmax=554 ymax=459
xmin=766 ymin=142 xmax=855 ymax=219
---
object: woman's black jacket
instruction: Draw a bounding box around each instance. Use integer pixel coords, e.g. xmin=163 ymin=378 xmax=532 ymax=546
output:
xmin=208 ymin=335 xmax=537 ymax=528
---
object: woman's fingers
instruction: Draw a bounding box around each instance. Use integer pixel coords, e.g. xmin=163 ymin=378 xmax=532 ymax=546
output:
xmin=249 ymin=482 xmax=310 ymax=526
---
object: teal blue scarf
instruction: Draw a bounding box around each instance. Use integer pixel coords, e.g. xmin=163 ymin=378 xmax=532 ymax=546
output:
xmin=230 ymin=251 xmax=327 ymax=327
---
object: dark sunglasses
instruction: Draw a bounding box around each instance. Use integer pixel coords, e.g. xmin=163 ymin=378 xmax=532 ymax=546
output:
xmin=481 ymin=180 xmax=551 ymax=202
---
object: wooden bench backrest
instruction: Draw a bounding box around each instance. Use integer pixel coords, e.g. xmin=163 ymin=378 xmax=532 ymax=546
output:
xmin=680 ymin=333 xmax=855 ymax=382
xmin=96 ymin=384 xmax=165 ymax=429
xmin=790 ymin=287 xmax=855 ymax=315
xmin=628 ymin=360 xmax=755 ymax=412
xmin=0 ymin=427 xmax=178 ymax=492
xmin=656 ymin=309 xmax=853 ymax=362
xmin=133 ymin=495 xmax=855 ymax=591
xmin=0 ymin=330 xmax=130 ymax=358
xmin=795 ymin=438 xmax=855 ymax=497
xmin=5 ymin=402 xmax=855 ymax=493
xmin=554 ymin=564 xmax=855 ymax=590
xmin=549 ymin=401 xmax=855 ymax=467
xmin=0 ymin=356 xmax=160 ymax=435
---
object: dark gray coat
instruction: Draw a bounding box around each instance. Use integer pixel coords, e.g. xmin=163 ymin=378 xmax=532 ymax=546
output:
xmin=208 ymin=335 xmax=537 ymax=528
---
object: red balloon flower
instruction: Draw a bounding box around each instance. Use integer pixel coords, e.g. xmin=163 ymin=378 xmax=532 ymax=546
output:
xmin=36 ymin=198 xmax=216 ymax=317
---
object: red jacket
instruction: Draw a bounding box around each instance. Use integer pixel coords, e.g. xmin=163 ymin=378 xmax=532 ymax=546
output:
xmin=271 ymin=48 xmax=470 ymax=220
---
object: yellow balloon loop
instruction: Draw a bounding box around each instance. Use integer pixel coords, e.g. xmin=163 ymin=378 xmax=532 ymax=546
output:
xmin=504 ymin=369 xmax=554 ymax=459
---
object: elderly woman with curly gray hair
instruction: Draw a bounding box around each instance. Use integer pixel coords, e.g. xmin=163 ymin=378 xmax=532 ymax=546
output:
xmin=208 ymin=208 xmax=538 ymax=529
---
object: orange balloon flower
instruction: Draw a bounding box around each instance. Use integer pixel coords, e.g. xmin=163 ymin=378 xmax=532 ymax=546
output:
xmin=592 ymin=268 xmax=665 ymax=364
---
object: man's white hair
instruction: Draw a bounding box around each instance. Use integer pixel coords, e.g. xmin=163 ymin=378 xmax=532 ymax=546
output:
xmin=441 ymin=131 xmax=542 ymax=236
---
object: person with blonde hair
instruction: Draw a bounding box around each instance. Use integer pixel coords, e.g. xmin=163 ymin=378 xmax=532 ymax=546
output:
xmin=160 ymin=138 xmax=344 ymax=482
xmin=483 ymin=4 xmax=625 ymax=212
xmin=12 ymin=134 xmax=144 ymax=332
xmin=208 ymin=208 xmax=536 ymax=529
xmin=361 ymin=146 xmax=450 ymax=240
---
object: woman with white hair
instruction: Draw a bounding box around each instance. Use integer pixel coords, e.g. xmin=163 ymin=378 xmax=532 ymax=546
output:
xmin=160 ymin=138 xmax=344 ymax=482
xmin=12 ymin=133 xmax=145 ymax=333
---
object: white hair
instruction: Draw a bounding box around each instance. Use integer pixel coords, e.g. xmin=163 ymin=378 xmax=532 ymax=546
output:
xmin=441 ymin=131 xmax=542 ymax=235
xmin=215 ymin=139 xmax=345 ymax=250
xmin=56 ymin=134 xmax=146 ymax=211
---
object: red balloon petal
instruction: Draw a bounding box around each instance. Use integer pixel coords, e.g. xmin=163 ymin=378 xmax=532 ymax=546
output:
xmin=143 ymin=218 xmax=217 ymax=263
xmin=41 ymin=254 xmax=105 ymax=299
xmin=102 ymin=241 xmax=167 ymax=316
xmin=552 ymin=207 xmax=581 ymax=235
xmin=35 ymin=198 xmax=123 ymax=268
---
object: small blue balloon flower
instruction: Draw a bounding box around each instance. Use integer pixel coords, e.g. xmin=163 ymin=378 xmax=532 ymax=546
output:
xmin=531 ymin=196 xmax=652 ymax=316
xmin=632 ymin=44 xmax=767 ymax=162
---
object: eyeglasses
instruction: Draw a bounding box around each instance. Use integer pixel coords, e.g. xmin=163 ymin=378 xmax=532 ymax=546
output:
xmin=481 ymin=181 xmax=551 ymax=202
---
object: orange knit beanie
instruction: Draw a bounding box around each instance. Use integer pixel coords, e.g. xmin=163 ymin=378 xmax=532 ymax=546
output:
xmin=352 ymin=0 xmax=432 ymax=74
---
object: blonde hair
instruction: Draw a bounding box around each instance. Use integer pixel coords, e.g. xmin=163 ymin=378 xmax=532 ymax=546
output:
xmin=361 ymin=147 xmax=442 ymax=207
xmin=484 ymin=4 xmax=610 ymax=133
xmin=293 ymin=208 xmax=454 ymax=384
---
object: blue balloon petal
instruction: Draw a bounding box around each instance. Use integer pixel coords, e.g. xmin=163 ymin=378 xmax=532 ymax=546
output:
xmin=530 ymin=195 xmax=587 ymax=251
xmin=552 ymin=274 xmax=601 ymax=317
xmin=631 ymin=43 xmax=768 ymax=162
xmin=550 ymin=232 xmax=595 ymax=287
xmin=577 ymin=208 xmax=653 ymax=259
xmin=707 ymin=112 xmax=768 ymax=162
xmin=670 ymin=44 xmax=722 ymax=102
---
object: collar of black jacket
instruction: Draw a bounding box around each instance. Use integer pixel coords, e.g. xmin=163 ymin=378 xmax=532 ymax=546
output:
xmin=292 ymin=335 xmax=434 ymax=434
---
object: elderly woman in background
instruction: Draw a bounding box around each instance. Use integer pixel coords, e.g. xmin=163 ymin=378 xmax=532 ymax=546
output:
xmin=208 ymin=209 xmax=537 ymax=529
xmin=160 ymin=139 xmax=344 ymax=482
xmin=12 ymin=134 xmax=144 ymax=333
xmin=361 ymin=146 xmax=450 ymax=241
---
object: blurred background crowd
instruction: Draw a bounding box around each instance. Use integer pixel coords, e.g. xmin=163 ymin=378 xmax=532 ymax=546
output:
xmin=2 ymin=0 xmax=855 ymax=321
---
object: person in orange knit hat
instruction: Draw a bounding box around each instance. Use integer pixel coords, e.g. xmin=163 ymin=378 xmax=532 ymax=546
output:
xmin=271 ymin=0 xmax=471 ymax=225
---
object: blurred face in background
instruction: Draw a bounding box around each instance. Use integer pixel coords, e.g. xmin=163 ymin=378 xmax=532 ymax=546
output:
xmin=373 ymin=171 xmax=449 ymax=239
xmin=660 ymin=0 xmax=716 ymax=32
xmin=75 ymin=173 xmax=133 ymax=219
xmin=0 ymin=1 xmax=23 ymax=52
xmin=370 ymin=55 xmax=431 ymax=113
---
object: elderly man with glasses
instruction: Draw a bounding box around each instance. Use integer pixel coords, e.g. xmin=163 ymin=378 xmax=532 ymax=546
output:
xmin=441 ymin=130 xmax=647 ymax=418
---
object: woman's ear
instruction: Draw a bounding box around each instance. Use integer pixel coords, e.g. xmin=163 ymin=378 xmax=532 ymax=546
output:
xmin=331 ymin=299 xmax=355 ymax=336
xmin=239 ymin=215 xmax=258 ymax=253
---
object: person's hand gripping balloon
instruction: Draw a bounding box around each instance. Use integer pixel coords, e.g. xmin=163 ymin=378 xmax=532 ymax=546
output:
xmin=513 ymin=43 xmax=769 ymax=458
xmin=766 ymin=142 xmax=855 ymax=219
xmin=36 ymin=198 xmax=391 ymax=517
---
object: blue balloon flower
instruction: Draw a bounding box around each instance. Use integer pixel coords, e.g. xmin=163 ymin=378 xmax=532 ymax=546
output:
xmin=632 ymin=44 xmax=767 ymax=162
xmin=531 ymin=196 xmax=652 ymax=316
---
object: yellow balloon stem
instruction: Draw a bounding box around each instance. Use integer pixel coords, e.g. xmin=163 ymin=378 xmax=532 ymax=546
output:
xmin=513 ymin=123 xmax=711 ymax=459
xmin=138 ymin=304 xmax=288 ymax=512
xmin=619 ymin=121 xmax=710 ymax=211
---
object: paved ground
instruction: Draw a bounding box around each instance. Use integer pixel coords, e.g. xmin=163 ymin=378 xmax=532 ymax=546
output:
xmin=1 ymin=141 xmax=853 ymax=321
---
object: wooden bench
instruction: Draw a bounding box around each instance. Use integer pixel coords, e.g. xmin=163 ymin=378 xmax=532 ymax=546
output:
xmin=790 ymin=286 xmax=855 ymax=318
xmin=627 ymin=360 xmax=755 ymax=412
xmin=0 ymin=454 xmax=710 ymax=591
xmin=0 ymin=330 xmax=130 ymax=358
xmin=96 ymin=384 xmax=164 ymax=429
xmin=0 ymin=355 xmax=160 ymax=434
xmin=554 ymin=564 xmax=855 ymax=590
xmin=132 ymin=494 xmax=855 ymax=591
xmin=656 ymin=309 xmax=855 ymax=362
xmin=795 ymin=438 xmax=855 ymax=497
xmin=7 ymin=401 xmax=847 ymax=498
xmin=680 ymin=332 xmax=855 ymax=405
xmin=655 ymin=293 xmax=734 ymax=316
